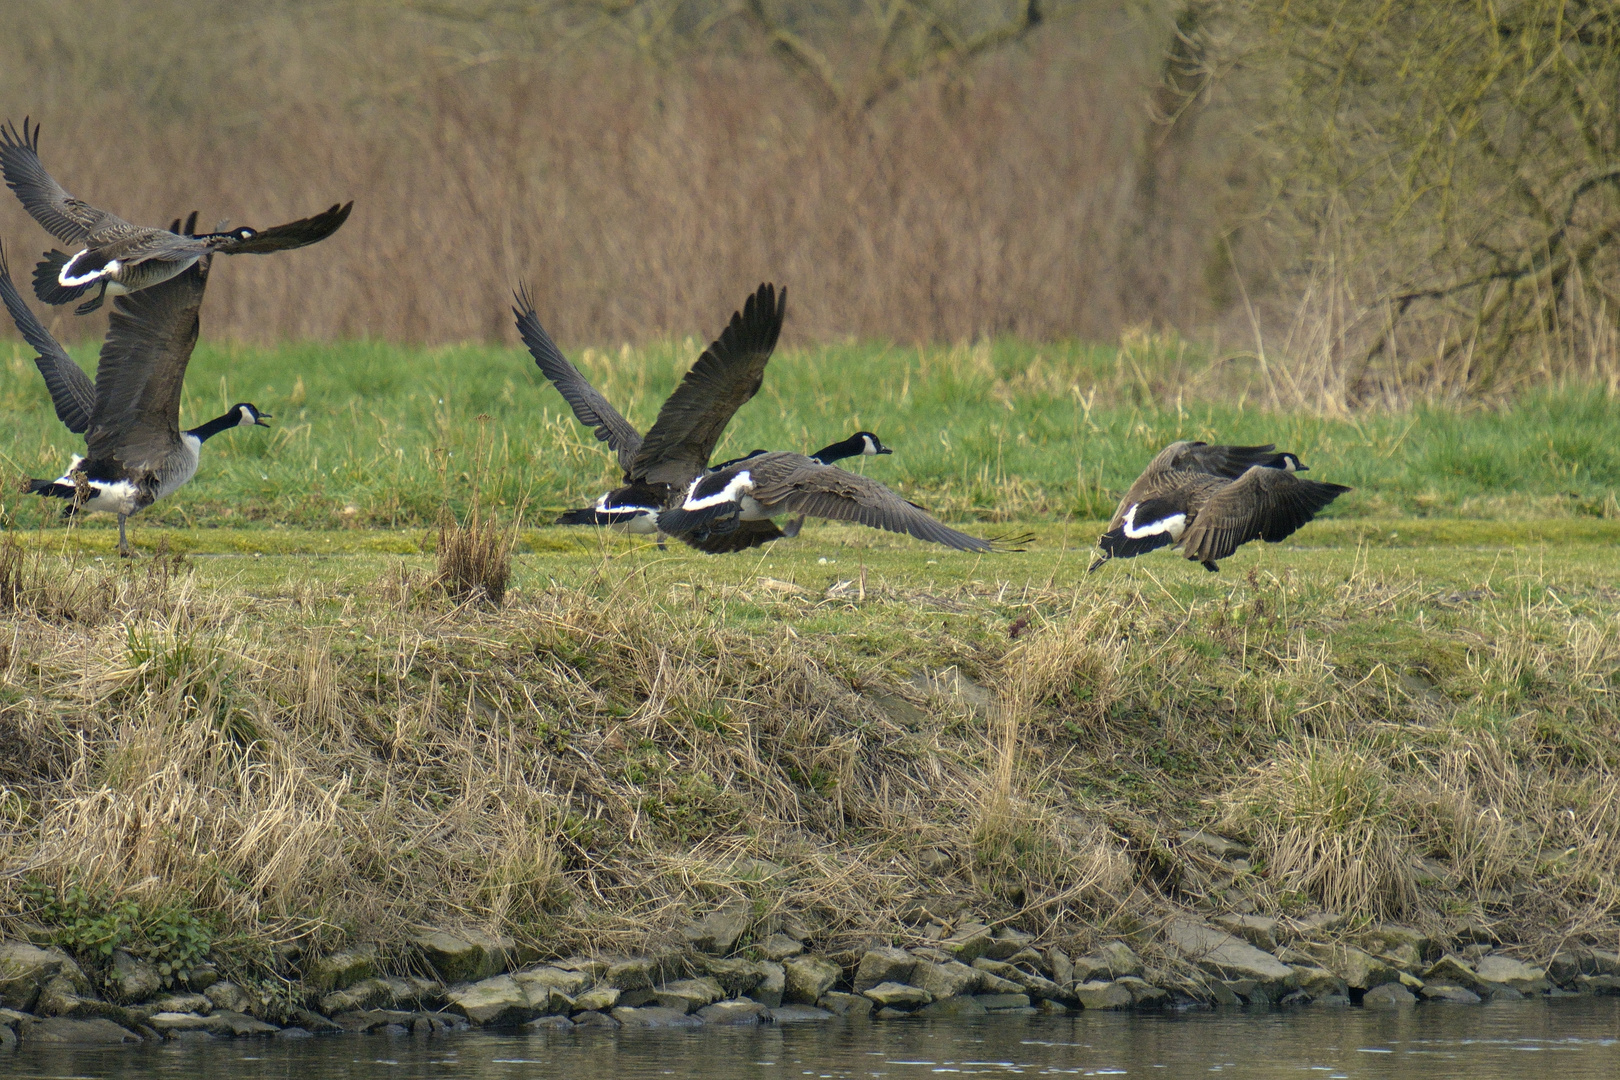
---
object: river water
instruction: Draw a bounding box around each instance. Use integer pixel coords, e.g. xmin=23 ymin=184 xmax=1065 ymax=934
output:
xmin=9 ymin=999 xmax=1619 ymax=1079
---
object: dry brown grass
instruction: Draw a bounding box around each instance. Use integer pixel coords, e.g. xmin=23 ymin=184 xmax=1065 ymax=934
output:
xmin=2 ymin=534 xmax=1618 ymax=985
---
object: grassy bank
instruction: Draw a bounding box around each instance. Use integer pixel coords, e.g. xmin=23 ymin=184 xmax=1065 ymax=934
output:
xmin=2 ymin=338 xmax=1619 ymax=539
xmin=1 ymin=519 xmax=1617 ymax=987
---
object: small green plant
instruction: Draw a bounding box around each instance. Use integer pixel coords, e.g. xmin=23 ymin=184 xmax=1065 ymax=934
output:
xmin=19 ymin=875 xmax=214 ymax=984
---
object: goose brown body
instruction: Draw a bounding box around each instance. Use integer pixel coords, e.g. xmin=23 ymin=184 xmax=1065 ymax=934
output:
xmin=0 ymin=239 xmax=270 ymax=556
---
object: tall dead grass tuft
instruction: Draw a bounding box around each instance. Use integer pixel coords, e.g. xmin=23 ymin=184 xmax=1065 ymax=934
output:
xmin=435 ymin=502 xmax=513 ymax=606
xmin=1222 ymin=742 xmax=1420 ymax=917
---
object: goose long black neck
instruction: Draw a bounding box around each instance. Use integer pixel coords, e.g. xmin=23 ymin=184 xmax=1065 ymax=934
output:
xmin=811 ymin=432 xmax=890 ymax=464
xmin=187 ymin=410 xmax=243 ymax=443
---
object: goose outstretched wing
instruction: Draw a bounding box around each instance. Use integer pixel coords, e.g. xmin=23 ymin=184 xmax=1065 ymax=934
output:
xmin=632 ymin=283 xmax=785 ymax=488
xmin=0 ymin=118 xmax=108 ymax=246
xmin=514 ymin=284 xmax=642 ymax=474
xmin=750 ymin=458 xmax=994 ymax=552
xmin=84 ymin=258 xmax=211 ymax=475
xmin=220 ymin=202 xmax=353 ymax=254
xmin=1180 ymin=467 xmax=1350 ymax=564
xmin=0 ymin=241 xmax=96 ymax=432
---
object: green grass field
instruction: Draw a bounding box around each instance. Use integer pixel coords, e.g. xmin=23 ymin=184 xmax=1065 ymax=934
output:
xmin=2 ymin=336 xmax=1617 ymax=543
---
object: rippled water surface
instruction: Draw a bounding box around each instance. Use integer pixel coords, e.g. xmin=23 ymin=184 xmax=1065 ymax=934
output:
xmin=10 ymin=1000 xmax=1620 ymax=1079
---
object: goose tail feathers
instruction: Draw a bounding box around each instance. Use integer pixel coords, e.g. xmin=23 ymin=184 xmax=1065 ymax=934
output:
xmin=31 ymin=250 xmax=89 ymax=306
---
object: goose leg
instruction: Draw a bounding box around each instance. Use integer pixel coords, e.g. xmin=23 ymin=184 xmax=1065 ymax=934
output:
xmin=74 ymin=281 xmax=108 ymax=316
xmin=1201 ymin=560 xmax=1219 ymax=572
xmin=118 ymin=514 xmax=131 ymax=558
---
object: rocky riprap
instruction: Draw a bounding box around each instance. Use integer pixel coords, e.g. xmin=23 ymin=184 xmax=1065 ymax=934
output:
xmin=4 ymin=887 xmax=1620 ymax=1046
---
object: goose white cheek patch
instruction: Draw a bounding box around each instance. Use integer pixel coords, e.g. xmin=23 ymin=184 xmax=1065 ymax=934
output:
xmin=1121 ymin=504 xmax=1187 ymax=540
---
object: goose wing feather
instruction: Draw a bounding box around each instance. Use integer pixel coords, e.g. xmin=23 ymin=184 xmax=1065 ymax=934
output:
xmin=0 ymin=118 xmax=107 ymax=245
xmin=219 ymin=202 xmax=353 ymax=253
xmin=748 ymin=456 xmax=993 ymax=552
xmin=633 ymin=283 xmax=785 ymax=487
xmin=0 ymin=242 xmax=95 ymax=432
xmin=513 ymin=285 xmax=642 ymax=473
xmin=1169 ymin=441 xmax=1281 ymax=478
xmin=1180 ymin=467 xmax=1350 ymax=564
xmin=83 ymin=256 xmax=211 ymax=474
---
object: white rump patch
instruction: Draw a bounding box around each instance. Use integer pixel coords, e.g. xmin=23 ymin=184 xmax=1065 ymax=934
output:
xmin=1121 ymin=503 xmax=1187 ymax=540
xmin=50 ymin=471 xmax=140 ymax=515
xmin=59 ymin=252 xmax=117 ymax=287
xmin=610 ymin=511 xmax=660 ymax=535
xmin=683 ymin=469 xmax=753 ymax=511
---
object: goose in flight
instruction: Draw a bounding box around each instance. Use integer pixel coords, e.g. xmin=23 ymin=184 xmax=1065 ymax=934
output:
xmin=1089 ymin=440 xmax=1349 ymax=572
xmin=656 ymin=448 xmax=1005 ymax=552
xmin=0 ymin=118 xmax=351 ymax=314
xmin=0 ymin=241 xmax=270 ymax=556
xmin=516 ymin=281 xmax=796 ymax=553
xmin=554 ymin=432 xmax=894 ymax=546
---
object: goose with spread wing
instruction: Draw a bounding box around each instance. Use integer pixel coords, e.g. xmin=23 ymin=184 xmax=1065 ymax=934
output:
xmin=656 ymin=449 xmax=1003 ymax=552
xmin=0 ymin=241 xmax=269 ymax=556
xmin=0 ymin=118 xmax=351 ymax=314
xmin=517 ymin=282 xmax=800 ymax=553
xmin=1089 ymin=440 xmax=1349 ymax=572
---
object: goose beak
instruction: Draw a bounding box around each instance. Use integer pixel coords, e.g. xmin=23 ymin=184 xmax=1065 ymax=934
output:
xmin=1087 ymin=553 xmax=1108 ymax=574
xmin=1295 ymin=463 xmax=1309 ymax=472
xmin=876 ymin=447 xmax=893 ymax=455
xmin=255 ymin=413 xmax=273 ymax=426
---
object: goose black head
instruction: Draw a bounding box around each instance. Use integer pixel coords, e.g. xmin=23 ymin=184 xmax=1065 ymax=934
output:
xmin=852 ymin=431 xmax=893 ymax=456
xmin=1276 ymin=452 xmax=1308 ymax=473
xmin=811 ymin=431 xmax=893 ymax=464
xmin=233 ymin=403 xmax=272 ymax=427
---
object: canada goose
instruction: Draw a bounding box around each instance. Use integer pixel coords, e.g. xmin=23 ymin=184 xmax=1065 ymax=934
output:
xmin=0 ymin=242 xmax=270 ymax=556
xmin=516 ymin=281 xmax=800 ymax=553
xmin=655 ymin=449 xmax=1001 ymax=552
xmin=1088 ymin=440 xmax=1349 ymax=572
xmin=555 ymin=432 xmax=893 ymax=544
xmin=0 ymin=118 xmax=351 ymax=314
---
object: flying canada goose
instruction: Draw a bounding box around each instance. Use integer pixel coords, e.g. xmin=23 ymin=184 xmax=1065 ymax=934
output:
xmin=655 ymin=448 xmax=1002 ymax=552
xmin=0 ymin=241 xmax=270 ymax=556
xmin=556 ymin=433 xmax=893 ymax=538
xmin=517 ymin=284 xmax=996 ymax=552
xmin=1088 ymin=440 xmax=1349 ymax=573
xmin=0 ymin=118 xmax=351 ymax=314
xmin=515 ymin=281 xmax=800 ymax=553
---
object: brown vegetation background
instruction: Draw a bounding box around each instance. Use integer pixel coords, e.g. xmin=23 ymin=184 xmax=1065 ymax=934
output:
xmin=0 ymin=0 xmax=1223 ymax=346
